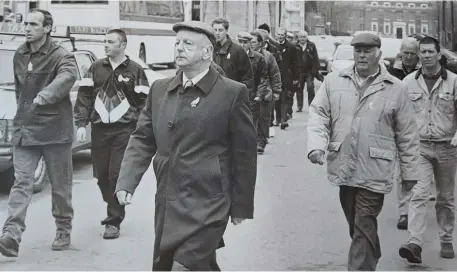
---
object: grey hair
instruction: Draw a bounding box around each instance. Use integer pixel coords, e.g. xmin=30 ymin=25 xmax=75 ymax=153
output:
xmin=400 ymin=37 xmax=419 ymax=52
xmin=277 ymin=27 xmax=287 ymax=34
xmin=297 ymin=30 xmax=308 ymax=37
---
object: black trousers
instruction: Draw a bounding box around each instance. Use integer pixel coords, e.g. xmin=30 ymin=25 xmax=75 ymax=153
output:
xmin=251 ymin=100 xmax=270 ymax=147
xmin=272 ymin=90 xmax=291 ymax=123
xmin=339 ymin=186 xmax=384 ymax=271
xmin=297 ymin=75 xmax=315 ymax=108
xmin=154 ymin=251 xmax=220 ymax=271
xmin=91 ymin=122 xmax=136 ymax=227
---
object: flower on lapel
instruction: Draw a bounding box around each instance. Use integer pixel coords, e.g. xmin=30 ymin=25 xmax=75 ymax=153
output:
xmin=190 ymin=97 xmax=200 ymax=107
xmin=227 ymin=53 xmax=231 ymax=59
xmin=28 ymin=62 xmax=33 ymax=71
xmin=118 ymin=74 xmax=130 ymax=82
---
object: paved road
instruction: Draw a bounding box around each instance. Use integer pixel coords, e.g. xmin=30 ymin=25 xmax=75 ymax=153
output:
xmin=1 ymin=75 xmax=457 ymax=270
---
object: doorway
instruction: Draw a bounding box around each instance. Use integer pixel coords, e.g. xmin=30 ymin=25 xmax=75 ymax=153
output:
xmin=396 ymin=27 xmax=403 ymax=39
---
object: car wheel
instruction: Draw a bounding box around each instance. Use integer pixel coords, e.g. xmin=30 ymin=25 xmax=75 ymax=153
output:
xmin=32 ymin=157 xmax=48 ymax=194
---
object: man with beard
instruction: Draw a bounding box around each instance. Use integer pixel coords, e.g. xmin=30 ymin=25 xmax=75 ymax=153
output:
xmin=386 ymin=37 xmax=421 ymax=231
xmin=211 ymin=17 xmax=253 ymax=93
xmin=237 ymin=31 xmax=269 ymax=154
xmin=115 ymin=21 xmax=257 ymax=271
xmin=74 ymin=29 xmax=149 ymax=240
xmin=308 ymin=33 xmax=420 ymax=270
xmin=399 ymin=36 xmax=457 ymax=264
xmin=275 ymin=27 xmax=300 ymax=130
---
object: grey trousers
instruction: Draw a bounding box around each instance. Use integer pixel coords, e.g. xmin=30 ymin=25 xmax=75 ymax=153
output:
xmin=396 ymin=157 xmax=413 ymax=216
xmin=408 ymin=141 xmax=457 ymax=246
xmin=340 ymin=186 xmax=384 ymax=271
xmin=2 ymin=143 xmax=74 ymax=243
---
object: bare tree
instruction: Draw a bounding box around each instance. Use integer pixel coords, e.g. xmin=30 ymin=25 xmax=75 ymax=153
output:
xmin=315 ymin=1 xmax=354 ymax=32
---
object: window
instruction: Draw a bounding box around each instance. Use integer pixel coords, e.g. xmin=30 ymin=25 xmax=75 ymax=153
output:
xmin=396 ymin=3 xmax=403 ymax=8
xmin=74 ymin=53 xmax=94 ymax=80
xmin=51 ymin=0 xmax=108 ymax=4
xmin=383 ymin=2 xmax=391 ymax=7
xmin=371 ymin=22 xmax=379 ymax=32
xmin=421 ymin=23 xmax=428 ymax=34
xmin=409 ymin=24 xmax=415 ymax=35
xmin=286 ymin=0 xmax=300 ymax=10
xmin=408 ymin=3 xmax=415 ymax=8
xmin=371 ymin=2 xmax=379 ymax=7
xmin=421 ymin=4 xmax=428 ymax=9
xmin=384 ymin=23 xmax=391 ymax=35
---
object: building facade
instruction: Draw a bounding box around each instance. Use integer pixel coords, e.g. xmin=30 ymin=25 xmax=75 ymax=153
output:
xmin=437 ymin=0 xmax=457 ymax=49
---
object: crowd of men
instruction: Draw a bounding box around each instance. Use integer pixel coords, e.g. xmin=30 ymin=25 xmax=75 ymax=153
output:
xmin=0 ymin=7 xmax=456 ymax=272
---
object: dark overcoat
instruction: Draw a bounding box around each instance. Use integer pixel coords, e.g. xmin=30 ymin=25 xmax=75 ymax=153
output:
xmin=12 ymin=37 xmax=78 ymax=146
xmin=115 ymin=66 xmax=258 ymax=270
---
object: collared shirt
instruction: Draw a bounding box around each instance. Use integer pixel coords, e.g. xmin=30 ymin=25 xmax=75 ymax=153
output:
xmin=182 ymin=68 xmax=210 ymax=86
xmin=109 ymin=55 xmax=128 ymax=71
xmin=354 ymin=67 xmax=380 ymax=87
xmin=299 ymin=42 xmax=308 ymax=51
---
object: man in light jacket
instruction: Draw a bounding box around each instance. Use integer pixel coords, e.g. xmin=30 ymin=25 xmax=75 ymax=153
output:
xmin=307 ymin=33 xmax=420 ymax=271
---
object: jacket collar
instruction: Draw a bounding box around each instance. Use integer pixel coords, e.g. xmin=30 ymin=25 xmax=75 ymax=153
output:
xmin=18 ymin=36 xmax=54 ymax=55
xmin=415 ymin=66 xmax=448 ymax=80
xmin=217 ymin=36 xmax=233 ymax=55
xmin=247 ymin=49 xmax=255 ymax=58
xmin=166 ymin=66 xmax=219 ymax=95
xmin=339 ymin=64 xmax=396 ymax=84
xmin=102 ymin=55 xmax=131 ymax=68
xmin=392 ymin=59 xmax=421 ymax=71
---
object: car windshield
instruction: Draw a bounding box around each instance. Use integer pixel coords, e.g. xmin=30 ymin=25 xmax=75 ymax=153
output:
xmin=335 ymin=47 xmax=354 ymax=60
xmin=380 ymin=40 xmax=402 ymax=59
xmin=311 ymin=40 xmax=336 ymax=54
xmin=0 ymin=49 xmax=15 ymax=85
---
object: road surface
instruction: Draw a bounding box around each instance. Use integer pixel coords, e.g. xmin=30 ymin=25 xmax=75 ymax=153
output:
xmin=0 ymin=74 xmax=456 ymax=270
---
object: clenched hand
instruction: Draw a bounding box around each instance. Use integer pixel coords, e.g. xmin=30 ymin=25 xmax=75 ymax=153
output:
xmin=76 ymin=127 xmax=86 ymax=143
xmin=308 ymin=150 xmax=325 ymax=165
xmin=116 ymin=190 xmax=133 ymax=205
xmin=231 ymin=217 xmax=245 ymax=226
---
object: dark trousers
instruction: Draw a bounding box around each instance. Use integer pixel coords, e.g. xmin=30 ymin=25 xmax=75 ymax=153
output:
xmin=251 ymin=101 xmax=270 ymax=147
xmin=272 ymin=90 xmax=291 ymax=123
xmin=91 ymin=122 xmax=136 ymax=227
xmin=155 ymin=251 xmax=220 ymax=271
xmin=297 ymin=75 xmax=315 ymax=108
xmin=339 ymin=186 xmax=384 ymax=271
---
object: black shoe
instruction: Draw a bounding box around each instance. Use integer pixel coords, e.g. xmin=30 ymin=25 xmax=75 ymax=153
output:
xmin=440 ymin=243 xmax=455 ymax=259
xmin=103 ymin=225 xmax=120 ymax=240
xmin=280 ymin=122 xmax=289 ymax=130
xmin=0 ymin=235 xmax=19 ymax=257
xmin=52 ymin=233 xmax=71 ymax=251
xmin=257 ymin=146 xmax=265 ymax=154
xmin=399 ymin=243 xmax=422 ymax=264
xmin=397 ymin=215 xmax=408 ymax=230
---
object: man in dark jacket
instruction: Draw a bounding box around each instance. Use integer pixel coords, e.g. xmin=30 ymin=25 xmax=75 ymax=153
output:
xmin=296 ymin=30 xmax=321 ymax=110
xmin=386 ymin=37 xmax=420 ymax=231
xmin=0 ymin=9 xmax=78 ymax=257
xmin=115 ymin=21 xmax=257 ymax=271
xmin=73 ymin=29 xmax=149 ymax=240
xmin=237 ymin=31 xmax=269 ymax=154
xmin=275 ymin=27 xmax=301 ymax=129
xmin=212 ymin=17 xmax=253 ymax=93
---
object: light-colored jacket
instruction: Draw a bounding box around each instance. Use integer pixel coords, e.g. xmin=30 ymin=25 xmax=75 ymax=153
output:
xmin=403 ymin=68 xmax=457 ymax=142
xmin=307 ymin=65 xmax=420 ymax=194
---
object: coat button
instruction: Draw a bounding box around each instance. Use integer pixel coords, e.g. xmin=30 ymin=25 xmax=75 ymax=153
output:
xmin=168 ymin=121 xmax=174 ymax=128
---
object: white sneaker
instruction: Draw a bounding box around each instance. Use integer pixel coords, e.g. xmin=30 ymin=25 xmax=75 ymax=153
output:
xmin=269 ymin=127 xmax=275 ymax=138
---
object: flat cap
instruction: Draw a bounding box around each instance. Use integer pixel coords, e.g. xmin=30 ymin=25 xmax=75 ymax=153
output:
xmin=172 ymin=20 xmax=216 ymax=44
xmin=286 ymin=31 xmax=294 ymax=38
xmin=237 ymin=31 xmax=254 ymax=41
xmin=351 ymin=33 xmax=381 ymax=48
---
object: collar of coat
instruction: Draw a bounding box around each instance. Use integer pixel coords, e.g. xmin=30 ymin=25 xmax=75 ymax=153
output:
xmin=339 ymin=64 xmax=396 ymax=84
xmin=415 ymin=65 xmax=448 ymax=80
xmin=217 ymin=36 xmax=233 ymax=55
xmin=18 ymin=36 xmax=55 ymax=55
xmin=166 ymin=66 xmax=219 ymax=95
xmin=392 ymin=59 xmax=421 ymax=71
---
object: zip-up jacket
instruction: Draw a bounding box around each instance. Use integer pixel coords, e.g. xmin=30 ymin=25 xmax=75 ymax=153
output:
xmin=74 ymin=57 xmax=149 ymax=127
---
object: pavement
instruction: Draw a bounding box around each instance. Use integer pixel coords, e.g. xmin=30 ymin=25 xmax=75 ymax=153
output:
xmin=0 ymin=76 xmax=457 ymax=270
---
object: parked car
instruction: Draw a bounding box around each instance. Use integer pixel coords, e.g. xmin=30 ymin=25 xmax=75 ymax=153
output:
xmin=0 ymin=38 xmax=166 ymax=193
xmin=308 ymin=35 xmax=341 ymax=76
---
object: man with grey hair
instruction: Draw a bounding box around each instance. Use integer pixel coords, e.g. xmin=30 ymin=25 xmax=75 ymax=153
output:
xmin=115 ymin=21 xmax=257 ymax=271
xmin=308 ymin=33 xmax=420 ymax=270
xmin=387 ymin=37 xmax=421 ymax=231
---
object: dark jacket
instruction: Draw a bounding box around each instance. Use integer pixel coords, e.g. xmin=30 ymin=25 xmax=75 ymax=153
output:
xmin=297 ymin=40 xmax=320 ymax=78
xmin=387 ymin=59 xmax=420 ymax=80
xmin=74 ymin=57 xmax=149 ymax=127
xmin=247 ymin=49 xmax=269 ymax=101
xmin=264 ymin=42 xmax=282 ymax=67
xmin=277 ymin=40 xmax=301 ymax=91
xmin=12 ymin=37 xmax=78 ymax=146
xmin=213 ymin=35 xmax=254 ymax=93
xmin=258 ymin=48 xmax=282 ymax=101
xmin=115 ymin=67 xmax=257 ymax=270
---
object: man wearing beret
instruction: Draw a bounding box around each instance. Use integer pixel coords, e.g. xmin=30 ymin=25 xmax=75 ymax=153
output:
xmin=114 ymin=21 xmax=258 ymax=271
xmin=237 ymin=31 xmax=270 ymax=154
xmin=211 ymin=17 xmax=254 ymax=94
xmin=307 ymin=33 xmax=420 ymax=270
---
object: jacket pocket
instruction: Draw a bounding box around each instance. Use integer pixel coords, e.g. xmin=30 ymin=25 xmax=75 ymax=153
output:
xmin=437 ymin=93 xmax=455 ymax=114
xmin=327 ymin=141 xmax=342 ymax=175
xmin=408 ymin=93 xmax=423 ymax=113
xmin=33 ymin=104 xmax=59 ymax=116
xmin=366 ymin=147 xmax=395 ymax=182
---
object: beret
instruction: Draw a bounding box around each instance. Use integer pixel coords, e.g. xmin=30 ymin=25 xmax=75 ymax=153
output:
xmin=237 ymin=31 xmax=254 ymax=41
xmin=172 ymin=20 xmax=216 ymax=45
xmin=350 ymin=33 xmax=381 ymax=48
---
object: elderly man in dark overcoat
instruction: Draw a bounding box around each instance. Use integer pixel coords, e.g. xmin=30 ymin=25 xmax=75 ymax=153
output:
xmin=114 ymin=20 xmax=258 ymax=271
